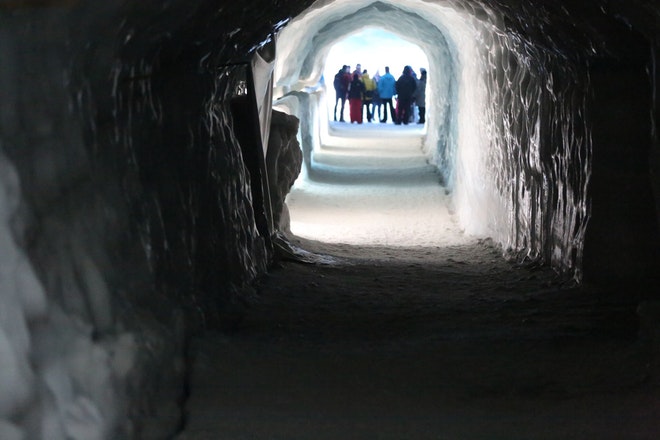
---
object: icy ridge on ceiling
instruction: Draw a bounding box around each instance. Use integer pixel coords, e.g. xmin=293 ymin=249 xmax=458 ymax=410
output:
xmin=275 ymin=0 xmax=592 ymax=280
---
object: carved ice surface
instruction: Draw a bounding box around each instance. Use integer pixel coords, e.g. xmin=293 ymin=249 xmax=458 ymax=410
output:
xmin=0 ymin=154 xmax=42 ymax=425
xmin=274 ymin=0 xmax=591 ymax=280
xmin=0 ymin=153 xmax=125 ymax=440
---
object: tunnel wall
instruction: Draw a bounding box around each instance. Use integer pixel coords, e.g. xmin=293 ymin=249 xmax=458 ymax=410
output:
xmin=583 ymin=20 xmax=660 ymax=286
xmin=0 ymin=1 xmax=313 ymax=438
xmin=1 ymin=0 xmax=660 ymax=438
xmin=474 ymin=20 xmax=592 ymax=277
xmin=0 ymin=6 xmax=188 ymax=438
xmin=459 ymin=1 xmax=660 ymax=282
xmin=474 ymin=2 xmax=660 ymax=286
xmin=274 ymin=0 xmax=593 ymax=279
xmin=275 ymin=0 xmax=660 ymax=284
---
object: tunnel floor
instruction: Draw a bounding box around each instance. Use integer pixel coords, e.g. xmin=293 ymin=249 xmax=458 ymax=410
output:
xmin=178 ymin=238 xmax=660 ymax=439
xmin=287 ymin=122 xmax=470 ymax=247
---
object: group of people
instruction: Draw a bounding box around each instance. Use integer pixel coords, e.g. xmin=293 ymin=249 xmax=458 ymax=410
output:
xmin=332 ymin=64 xmax=427 ymax=125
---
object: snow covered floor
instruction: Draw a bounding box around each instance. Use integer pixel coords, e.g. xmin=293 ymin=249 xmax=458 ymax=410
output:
xmin=287 ymin=122 xmax=473 ymax=247
xmin=178 ymin=124 xmax=660 ymax=440
xmin=179 ymin=238 xmax=659 ymax=440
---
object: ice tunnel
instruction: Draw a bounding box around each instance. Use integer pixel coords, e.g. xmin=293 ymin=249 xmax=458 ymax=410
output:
xmin=273 ymin=0 xmax=596 ymax=279
xmin=1 ymin=0 xmax=660 ymax=438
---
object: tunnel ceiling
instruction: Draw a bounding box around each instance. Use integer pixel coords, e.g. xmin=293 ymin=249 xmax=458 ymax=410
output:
xmin=106 ymin=0 xmax=660 ymax=80
xmin=273 ymin=0 xmax=659 ymax=93
xmin=275 ymin=1 xmax=457 ymax=88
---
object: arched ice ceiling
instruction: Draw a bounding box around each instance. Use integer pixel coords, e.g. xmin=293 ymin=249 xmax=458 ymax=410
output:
xmin=274 ymin=0 xmax=493 ymax=92
xmin=272 ymin=0 xmax=506 ymax=244
xmin=271 ymin=0 xmax=596 ymax=280
xmin=272 ymin=0 xmax=495 ymax=175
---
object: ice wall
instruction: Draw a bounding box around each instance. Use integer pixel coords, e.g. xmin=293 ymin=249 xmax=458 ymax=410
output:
xmin=1 ymin=0 xmax=660 ymax=438
xmin=0 ymin=153 xmax=46 ymax=439
xmin=469 ymin=10 xmax=593 ymax=277
xmin=0 ymin=8 xmax=188 ymax=437
xmin=0 ymin=1 xmax=313 ymax=438
xmin=267 ymin=110 xmax=304 ymax=231
xmin=274 ymin=0 xmax=600 ymax=280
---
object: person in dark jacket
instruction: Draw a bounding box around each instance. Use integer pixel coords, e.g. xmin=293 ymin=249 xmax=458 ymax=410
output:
xmin=415 ymin=68 xmax=427 ymax=124
xmin=333 ymin=65 xmax=350 ymax=122
xmin=395 ymin=65 xmax=417 ymax=125
xmin=348 ymin=73 xmax=365 ymax=123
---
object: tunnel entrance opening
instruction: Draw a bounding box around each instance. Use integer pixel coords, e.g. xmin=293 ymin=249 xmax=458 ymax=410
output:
xmin=322 ymin=27 xmax=429 ymax=127
xmin=277 ymin=22 xmax=467 ymax=249
xmin=283 ymin=27 xmax=459 ymax=248
xmin=273 ymin=0 xmax=594 ymax=278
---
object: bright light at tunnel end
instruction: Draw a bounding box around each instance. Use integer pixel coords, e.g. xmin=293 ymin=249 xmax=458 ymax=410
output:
xmin=274 ymin=0 xmax=593 ymax=278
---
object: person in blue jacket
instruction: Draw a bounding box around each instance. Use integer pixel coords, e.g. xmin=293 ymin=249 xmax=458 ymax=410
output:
xmin=377 ymin=66 xmax=396 ymax=123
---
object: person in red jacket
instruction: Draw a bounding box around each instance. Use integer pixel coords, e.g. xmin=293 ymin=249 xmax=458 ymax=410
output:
xmin=347 ymin=73 xmax=365 ymax=123
xmin=332 ymin=65 xmax=350 ymax=122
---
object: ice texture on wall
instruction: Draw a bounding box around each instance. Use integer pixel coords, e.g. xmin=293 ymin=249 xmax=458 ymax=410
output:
xmin=274 ymin=0 xmax=594 ymax=280
xmin=0 ymin=153 xmax=133 ymax=440
xmin=0 ymin=153 xmax=44 ymax=437
xmin=96 ymin=0 xmax=320 ymax=320
xmin=267 ymin=110 xmax=304 ymax=231
xmin=0 ymin=1 xmax=316 ymax=437
xmin=1 ymin=0 xmax=659 ymax=438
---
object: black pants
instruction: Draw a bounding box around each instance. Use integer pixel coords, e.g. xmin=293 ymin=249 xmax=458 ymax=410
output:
xmin=418 ymin=106 xmax=426 ymax=123
xmin=334 ymin=89 xmax=347 ymax=121
xmin=380 ymin=98 xmax=396 ymax=122
xmin=371 ymin=102 xmax=382 ymax=120
xmin=362 ymin=100 xmax=373 ymax=121
xmin=396 ymin=98 xmax=413 ymax=124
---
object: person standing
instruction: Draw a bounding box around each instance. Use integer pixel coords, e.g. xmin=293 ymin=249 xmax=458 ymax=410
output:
xmin=348 ymin=72 xmax=365 ymax=123
xmin=377 ymin=66 xmax=396 ymax=123
xmin=361 ymin=69 xmax=376 ymax=122
xmin=371 ymin=71 xmax=382 ymax=122
xmin=395 ymin=65 xmax=417 ymax=125
xmin=353 ymin=63 xmax=363 ymax=78
xmin=415 ymin=68 xmax=427 ymax=124
xmin=332 ymin=65 xmax=350 ymax=122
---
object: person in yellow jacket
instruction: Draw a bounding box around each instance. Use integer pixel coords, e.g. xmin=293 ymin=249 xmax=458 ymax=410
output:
xmin=361 ymin=69 xmax=377 ymax=123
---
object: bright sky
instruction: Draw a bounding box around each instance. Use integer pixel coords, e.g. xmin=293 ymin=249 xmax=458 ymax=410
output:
xmin=323 ymin=27 xmax=429 ymax=84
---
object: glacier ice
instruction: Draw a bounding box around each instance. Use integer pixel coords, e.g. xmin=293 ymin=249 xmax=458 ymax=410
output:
xmin=274 ymin=0 xmax=591 ymax=280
